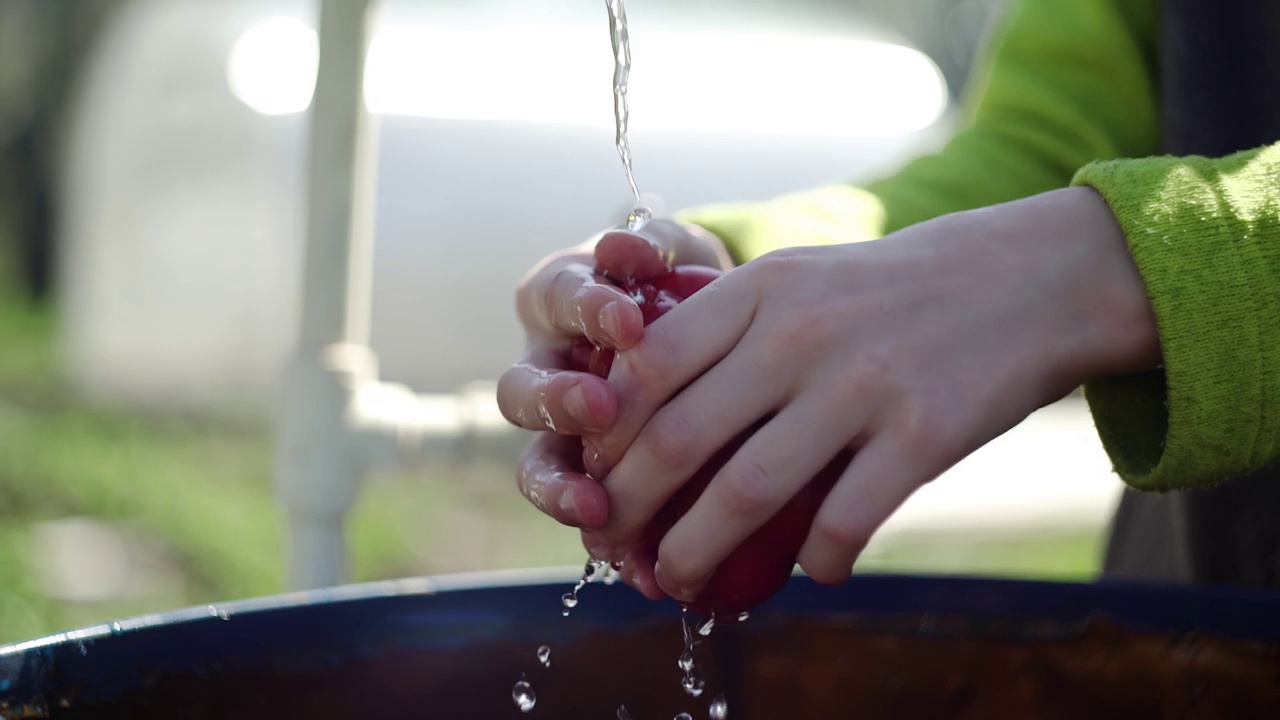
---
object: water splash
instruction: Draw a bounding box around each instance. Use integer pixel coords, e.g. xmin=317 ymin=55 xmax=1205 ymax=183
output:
xmin=626 ymin=206 xmax=652 ymax=232
xmin=512 ymin=679 xmax=536 ymax=712
xmin=697 ymin=617 xmax=715 ymax=637
xmin=710 ymin=694 xmax=729 ymax=719
xmin=603 ymin=561 xmax=622 ymax=585
xmin=561 ymin=559 xmax=610 ymax=616
xmin=678 ymin=608 xmax=705 ymax=697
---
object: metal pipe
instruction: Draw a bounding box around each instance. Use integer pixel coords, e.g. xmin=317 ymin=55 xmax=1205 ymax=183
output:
xmin=298 ymin=0 xmax=377 ymax=352
xmin=276 ymin=0 xmax=522 ymax=592
xmin=277 ymin=0 xmax=376 ymax=591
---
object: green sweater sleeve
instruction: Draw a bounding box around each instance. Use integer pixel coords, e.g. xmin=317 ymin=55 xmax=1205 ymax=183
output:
xmin=1073 ymin=145 xmax=1280 ymax=492
xmin=677 ymin=0 xmax=1161 ymax=256
xmin=678 ymin=0 xmax=1280 ymax=493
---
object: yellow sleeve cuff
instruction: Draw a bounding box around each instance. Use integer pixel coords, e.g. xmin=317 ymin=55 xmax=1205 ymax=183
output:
xmin=674 ymin=184 xmax=887 ymax=264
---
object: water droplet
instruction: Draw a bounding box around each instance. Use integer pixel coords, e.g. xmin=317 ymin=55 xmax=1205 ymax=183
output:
xmin=218 ymin=609 xmax=230 ymax=621
xmin=710 ymin=694 xmax=728 ymax=719
xmin=617 ymin=706 xmax=632 ymax=720
xmin=677 ymin=605 xmax=704 ymax=696
xmin=561 ymin=592 xmax=579 ymax=609
xmin=537 ymin=645 xmax=551 ymax=668
xmin=207 ymin=605 xmax=218 ymax=616
xmin=675 ymin=713 xmax=693 ymax=720
xmin=681 ymin=676 xmax=705 ymax=697
xmin=77 ymin=643 xmax=88 ymax=656
xmin=537 ymin=403 xmax=558 ymax=432
xmin=110 ymin=622 xmax=122 ymax=635
xmin=737 ymin=612 xmax=750 ymax=622
xmin=561 ymin=609 xmax=570 ymax=617
xmin=697 ymin=617 xmax=715 ymax=636
xmin=512 ymin=680 xmax=536 ymax=712
xmin=626 ymin=206 xmax=652 ymax=232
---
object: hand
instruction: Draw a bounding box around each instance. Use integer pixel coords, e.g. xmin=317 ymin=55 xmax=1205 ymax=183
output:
xmin=584 ymin=187 xmax=1161 ymax=602
xmin=498 ymin=218 xmax=733 ymax=530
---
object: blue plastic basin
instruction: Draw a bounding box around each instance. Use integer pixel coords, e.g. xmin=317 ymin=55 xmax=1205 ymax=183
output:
xmin=3 ymin=570 xmax=1280 ymax=718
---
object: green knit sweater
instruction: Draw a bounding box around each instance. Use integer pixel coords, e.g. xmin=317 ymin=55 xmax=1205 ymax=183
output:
xmin=677 ymin=0 xmax=1280 ymax=493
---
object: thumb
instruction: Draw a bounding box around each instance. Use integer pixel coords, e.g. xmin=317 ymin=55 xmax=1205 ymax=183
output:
xmin=594 ymin=225 xmax=678 ymax=281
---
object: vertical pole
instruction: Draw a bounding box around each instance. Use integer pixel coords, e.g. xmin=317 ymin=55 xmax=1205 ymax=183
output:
xmin=277 ymin=0 xmax=380 ymax=591
xmin=299 ymin=0 xmax=378 ymax=352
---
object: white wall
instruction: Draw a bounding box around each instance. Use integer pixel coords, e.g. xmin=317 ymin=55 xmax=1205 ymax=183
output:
xmin=57 ymin=0 xmax=951 ymax=416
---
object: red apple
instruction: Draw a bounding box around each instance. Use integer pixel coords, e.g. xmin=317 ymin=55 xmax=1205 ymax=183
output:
xmin=572 ymin=265 xmax=851 ymax=619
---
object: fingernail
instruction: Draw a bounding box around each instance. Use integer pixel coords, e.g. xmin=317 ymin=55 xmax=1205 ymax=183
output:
xmin=563 ymin=384 xmax=593 ymax=428
xmin=598 ymin=302 xmax=621 ymax=344
xmin=654 ymin=561 xmax=692 ymax=602
xmin=558 ymin=485 xmax=577 ymax=520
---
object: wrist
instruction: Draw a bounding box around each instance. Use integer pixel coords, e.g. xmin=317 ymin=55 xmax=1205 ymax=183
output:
xmin=1043 ymin=186 xmax=1163 ymax=384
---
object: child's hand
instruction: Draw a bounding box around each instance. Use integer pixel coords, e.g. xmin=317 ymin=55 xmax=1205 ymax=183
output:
xmin=497 ymin=219 xmax=732 ymax=529
xmin=581 ymin=187 xmax=1160 ymax=602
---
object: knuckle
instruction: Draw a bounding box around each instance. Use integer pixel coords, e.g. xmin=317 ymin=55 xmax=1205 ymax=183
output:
xmin=623 ymin=322 xmax=677 ymax=388
xmin=640 ymin=409 xmax=698 ymax=471
xmin=823 ymin=348 xmax=895 ymax=404
xmin=515 ymin=466 xmax=545 ymax=513
xmin=716 ymin=458 xmax=778 ymax=519
xmin=496 ymin=366 xmax=537 ymax=427
xmin=769 ymin=314 xmax=832 ymax=356
xmin=896 ymin=397 xmax=959 ymax=458
xmin=800 ymin=556 xmax=852 ymax=586
xmin=747 ymin=247 xmax=807 ymax=289
xmin=544 ymin=268 xmax=581 ymax=327
xmin=810 ymin=515 xmax=870 ymax=558
xmin=656 ymin=543 xmax=698 ymax=588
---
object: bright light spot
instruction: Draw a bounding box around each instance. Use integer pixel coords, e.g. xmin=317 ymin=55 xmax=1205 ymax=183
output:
xmin=365 ymin=26 xmax=947 ymax=136
xmin=227 ymin=17 xmax=318 ymax=116
xmin=229 ymin=21 xmax=948 ymax=136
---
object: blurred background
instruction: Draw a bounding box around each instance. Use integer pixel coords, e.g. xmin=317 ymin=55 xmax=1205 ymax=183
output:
xmin=0 ymin=0 xmax=1123 ymax=645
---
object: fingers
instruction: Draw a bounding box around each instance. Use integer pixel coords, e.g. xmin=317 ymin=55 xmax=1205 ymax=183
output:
xmin=517 ymin=433 xmax=610 ymax=528
xmin=592 ymin=334 xmax=789 ymax=554
xmin=618 ymin=546 xmax=666 ymax=600
xmin=518 ymin=258 xmax=645 ymax=348
xmin=497 ymin=351 xmax=618 ymax=434
xmin=650 ymin=393 xmax=870 ymax=602
xmin=596 ymin=218 xmax=715 ymax=278
xmin=796 ymin=426 xmax=936 ymax=585
xmin=519 ymin=220 xmax=706 ymax=346
xmin=590 ymin=270 xmax=757 ymax=477
xmin=578 ymin=537 xmax=666 ymax=600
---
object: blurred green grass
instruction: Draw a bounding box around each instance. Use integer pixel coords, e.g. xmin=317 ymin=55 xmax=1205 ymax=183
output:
xmin=0 ymin=253 xmax=1103 ymax=646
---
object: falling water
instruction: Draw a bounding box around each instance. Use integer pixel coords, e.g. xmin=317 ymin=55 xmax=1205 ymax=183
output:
xmin=605 ymin=0 xmax=651 ymax=231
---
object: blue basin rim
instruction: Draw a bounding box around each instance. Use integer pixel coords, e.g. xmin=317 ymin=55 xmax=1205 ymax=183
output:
xmin=3 ymin=571 xmax=1280 ymax=707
